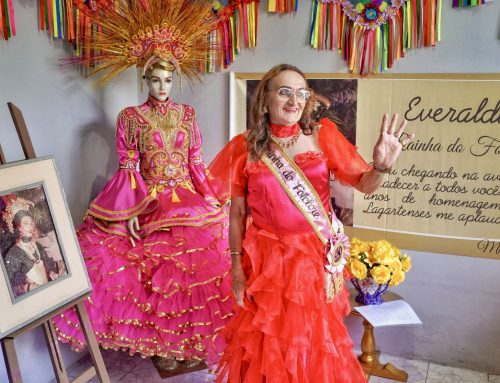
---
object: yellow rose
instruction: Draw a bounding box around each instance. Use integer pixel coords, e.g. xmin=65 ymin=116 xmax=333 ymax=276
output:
xmin=349 ymin=259 xmax=368 ymax=279
xmin=370 ymin=265 xmax=391 ymax=284
xmin=371 ymin=241 xmax=395 ymax=265
xmin=389 ymin=269 xmax=405 ymax=286
xmin=394 ymin=246 xmax=401 ymax=257
xmin=386 ymin=258 xmax=402 ymax=272
xmin=400 ymin=255 xmax=412 ymax=272
xmin=350 ymin=238 xmax=370 ymax=256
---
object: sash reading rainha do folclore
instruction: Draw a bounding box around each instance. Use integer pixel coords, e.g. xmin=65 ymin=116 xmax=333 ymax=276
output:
xmin=261 ymin=139 xmax=350 ymax=302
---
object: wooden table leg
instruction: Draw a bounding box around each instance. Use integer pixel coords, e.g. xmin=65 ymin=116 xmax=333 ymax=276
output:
xmin=358 ymin=319 xmax=408 ymax=382
xmin=1 ymin=337 xmax=23 ymax=383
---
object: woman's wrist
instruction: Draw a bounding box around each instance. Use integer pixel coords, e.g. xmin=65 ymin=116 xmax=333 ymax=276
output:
xmin=373 ymin=164 xmax=392 ymax=174
xmin=227 ymin=249 xmax=243 ymax=256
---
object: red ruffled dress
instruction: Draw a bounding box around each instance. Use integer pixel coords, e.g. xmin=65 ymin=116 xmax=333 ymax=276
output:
xmin=209 ymin=119 xmax=371 ymax=382
xmin=52 ymin=97 xmax=233 ymax=364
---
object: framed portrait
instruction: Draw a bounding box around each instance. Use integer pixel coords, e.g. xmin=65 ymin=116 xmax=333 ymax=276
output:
xmin=228 ymin=72 xmax=500 ymax=259
xmin=0 ymin=156 xmax=91 ymax=338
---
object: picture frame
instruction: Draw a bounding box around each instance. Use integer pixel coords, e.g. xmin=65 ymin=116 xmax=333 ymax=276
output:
xmin=0 ymin=156 xmax=91 ymax=338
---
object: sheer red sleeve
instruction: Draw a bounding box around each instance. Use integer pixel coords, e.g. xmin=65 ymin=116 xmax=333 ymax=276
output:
xmin=318 ymin=118 xmax=371 ymax=186
xmin=207 ymin=134 xmax=248 ymax=202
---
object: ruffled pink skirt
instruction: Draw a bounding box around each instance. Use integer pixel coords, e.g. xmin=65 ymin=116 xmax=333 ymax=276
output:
xmin=216 ymin=223 xmax=367 ymax=383
xmin=52 ymin=216 xmax=234 ymax=365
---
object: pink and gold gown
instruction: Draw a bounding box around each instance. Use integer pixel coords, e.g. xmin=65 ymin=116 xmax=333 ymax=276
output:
xmin=52 ymin=96 xmax=233 ymax=364
xmin=209 ymin=119 xmax=370 ymax=382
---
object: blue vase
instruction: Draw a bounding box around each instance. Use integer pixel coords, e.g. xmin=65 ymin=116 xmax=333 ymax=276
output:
xmin=351 ymin=277 xmax=389 ymax=305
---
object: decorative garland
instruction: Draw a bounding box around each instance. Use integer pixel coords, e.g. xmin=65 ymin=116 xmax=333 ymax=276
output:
xmin=204 ymin=0 xmax=259 ymax=73
xmin=0 ymin=0 xmax=16 ymax=40
xmin=5 ymin=0 xmax=492 ymax=73
xmin=268 ymin=0 xmax=299 ymax=12
xmin=452 ymin=0 xmax=492 ymax=6
xmin=71 ymin=0 xmax=116 ymax=61
xmin=309 ymin=0 xmax=442 ymax=74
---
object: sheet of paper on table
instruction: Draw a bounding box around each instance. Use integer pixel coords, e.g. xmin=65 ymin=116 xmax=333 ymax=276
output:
xmin=353 ymin=300 xmax=423 ymax=327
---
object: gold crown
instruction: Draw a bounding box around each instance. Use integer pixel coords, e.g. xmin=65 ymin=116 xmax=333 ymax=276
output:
xmin=129 ymin=25 xmax=186 ymax=66
xmin=1 ymin=196 xmax=34 ymax=233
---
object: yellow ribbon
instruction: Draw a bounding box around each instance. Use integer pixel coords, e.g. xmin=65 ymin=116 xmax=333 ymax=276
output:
xmin=130 ymin=172 xmax=137 ymax=190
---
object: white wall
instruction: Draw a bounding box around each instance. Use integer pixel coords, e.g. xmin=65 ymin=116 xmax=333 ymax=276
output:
xmin=1 ymin=1 xmax=499 ymax=381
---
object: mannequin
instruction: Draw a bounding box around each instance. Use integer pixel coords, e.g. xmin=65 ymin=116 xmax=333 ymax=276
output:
xmin=52 ymin=59 xmax=234 ymax=370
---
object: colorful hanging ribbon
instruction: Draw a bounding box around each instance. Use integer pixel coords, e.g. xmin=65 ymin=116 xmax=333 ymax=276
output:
xmin=309 ymin=0 xmax=442 ymax=74
xmin=1 ymin=0 xmax=16 ymax=40
xmin=35 ymin=0 xmax=112 ymax=54
xmin=204 ymin=0 xmax=259 ymax=73
xmin=268 ymin=0 xmax=299 ymax=13
xmin=452 ymin=0 xmax=492 ymax=7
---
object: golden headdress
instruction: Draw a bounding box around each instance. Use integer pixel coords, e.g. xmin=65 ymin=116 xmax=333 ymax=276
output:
xmin=1 ymin=195 xmax=34 ymax=234
xmin=76 ymin=0 xmax=218 ymax=86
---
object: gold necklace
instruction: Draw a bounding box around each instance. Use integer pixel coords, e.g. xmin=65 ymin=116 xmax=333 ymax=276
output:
xmin=271 ymin=129 xmax=301 ymax=148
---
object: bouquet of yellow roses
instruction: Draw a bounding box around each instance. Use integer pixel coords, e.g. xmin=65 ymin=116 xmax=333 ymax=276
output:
xmin=347 ymin=238 xmax=411 ymax=286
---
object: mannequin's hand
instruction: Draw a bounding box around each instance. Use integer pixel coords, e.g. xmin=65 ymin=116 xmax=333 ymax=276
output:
xmin=127 ymin=216 xmax=141 ymax=241
xmin=373 ymin=113 xmax=414 ymax=170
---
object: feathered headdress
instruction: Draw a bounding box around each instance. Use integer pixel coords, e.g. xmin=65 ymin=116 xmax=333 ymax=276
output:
xmin=72 ymin=0 xmax=218 ymax=86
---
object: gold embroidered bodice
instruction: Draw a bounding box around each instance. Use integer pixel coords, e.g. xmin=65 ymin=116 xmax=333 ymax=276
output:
xmin=121 ymin=98 xmax=197 ymax=194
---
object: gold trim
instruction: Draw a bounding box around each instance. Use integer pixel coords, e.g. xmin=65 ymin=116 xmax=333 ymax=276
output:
xmin=91 ymin=220 xmax=129 ymax=237
xmin=89 ymin=196 xmax=156 ymax=219
xmin=140 ymin=209 xmax=224 ymax=229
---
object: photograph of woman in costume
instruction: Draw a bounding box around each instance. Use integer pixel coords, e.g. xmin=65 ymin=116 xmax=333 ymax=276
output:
xmin=1 ymin=189 xmax=67 ymax=300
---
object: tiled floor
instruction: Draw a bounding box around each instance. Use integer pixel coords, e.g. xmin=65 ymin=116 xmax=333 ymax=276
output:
xmin=54 ymin=349 xmax=500 ymax=383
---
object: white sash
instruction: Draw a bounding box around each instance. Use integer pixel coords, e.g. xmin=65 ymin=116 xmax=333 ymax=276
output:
xmin=261 ymin=141 xmax=350 ymax=302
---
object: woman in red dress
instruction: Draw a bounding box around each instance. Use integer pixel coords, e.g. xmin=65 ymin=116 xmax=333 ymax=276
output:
xmin=210 ymin=64 xmax=414 ymax=382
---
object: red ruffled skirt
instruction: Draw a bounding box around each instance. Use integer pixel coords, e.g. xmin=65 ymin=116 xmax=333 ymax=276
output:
xmin=52 ymin=216 xmax=234 ymax=365
xmin=216 ymin=223 xmax=367 ymax=383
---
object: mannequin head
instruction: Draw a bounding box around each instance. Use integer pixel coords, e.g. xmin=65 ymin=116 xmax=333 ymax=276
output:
xmin=144 ymin=61 xmax=174 ymax=102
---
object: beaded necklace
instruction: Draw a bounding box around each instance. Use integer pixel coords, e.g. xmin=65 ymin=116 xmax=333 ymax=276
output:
xmin=270 ymin=123 xmax=301 ymax=148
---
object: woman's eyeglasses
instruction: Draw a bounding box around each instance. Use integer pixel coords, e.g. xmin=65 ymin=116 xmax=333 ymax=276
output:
xmin=270 ymin=87 xmax=311 ymax=103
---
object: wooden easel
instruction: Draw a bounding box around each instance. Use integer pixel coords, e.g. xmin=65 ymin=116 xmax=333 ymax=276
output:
xmin=0 ymin=102 xmax=110 ymax=383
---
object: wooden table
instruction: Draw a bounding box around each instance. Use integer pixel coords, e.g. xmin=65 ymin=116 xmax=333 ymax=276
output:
xmin=349 ymin=289 xmax=409 ymax=382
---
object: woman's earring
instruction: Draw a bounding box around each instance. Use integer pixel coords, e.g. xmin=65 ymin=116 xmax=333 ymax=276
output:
xmin=264 ymin=106 xmax=268 ymax=114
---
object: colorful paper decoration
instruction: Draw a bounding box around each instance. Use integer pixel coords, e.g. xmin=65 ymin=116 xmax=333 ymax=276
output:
xmin=0 ymin=0 xmax=16 ymax=40
xmin=35 ymin=0 xmax=113 ymax=53
xmin=0 ymin=0 xmax=114 ymax=43
xmin=69 ymin=0 xmax=115 ymax=61
xmin=309 ymin=0 xmax=442 ymax=74
xmin=204 ymin=0 xmax=259 ymax=73
xmin=452 ymin=0 xmax=492 ymax=7
xmin=268 ymin=0 xmax=299 ymax=12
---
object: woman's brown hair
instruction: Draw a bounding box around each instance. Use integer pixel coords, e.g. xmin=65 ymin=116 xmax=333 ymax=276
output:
xmin=247 ymin=64 xmax=314 ymax=161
